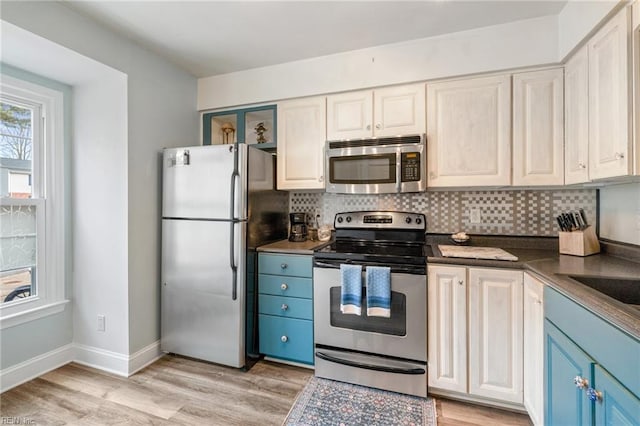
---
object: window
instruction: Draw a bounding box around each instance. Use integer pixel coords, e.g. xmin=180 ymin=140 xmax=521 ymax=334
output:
xmin=0 ymin=74 xmax=66 ymax=327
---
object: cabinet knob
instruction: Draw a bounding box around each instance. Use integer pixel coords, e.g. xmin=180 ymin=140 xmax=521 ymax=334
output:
xmin=280 ymin=263 xmax=288 ymax=269
xmin=535 ymin=298 xmax=542 ymax=305
xmin=375 ymin=123 xmax=382 ymax=130
xmin=586 ymin=387 xmax=603 ymax=402
xmin=281 ymin=304 xmax=288 ymax=311
xmin=615 ymin=152 xmax=625 ymax=160
xmin=281 ymin=335 xmax=288 ymax=343
xmin=578 ymin=162 xmax=586 ymax=169
xmin=429 ymin=172 xmax=436 ymax=180
xmin=458 ymin=280 xmax=464 ymax=286
xmin=574 ymin=376 xmax=589 ymax=389
xmin=319 ymin=175 xmax=324 ymax=182
xmin=366 ymin=124 xmax=371 ymax=131
xmin=280 ymin=283 xmax=288 ymax=291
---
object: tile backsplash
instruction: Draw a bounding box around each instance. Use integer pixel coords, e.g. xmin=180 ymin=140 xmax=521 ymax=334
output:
xmin=290 ymin=189 xmax=597 ymax=237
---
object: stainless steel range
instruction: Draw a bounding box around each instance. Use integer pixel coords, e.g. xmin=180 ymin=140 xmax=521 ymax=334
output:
xmin=313 ymin=211 xmax=428 ymax=398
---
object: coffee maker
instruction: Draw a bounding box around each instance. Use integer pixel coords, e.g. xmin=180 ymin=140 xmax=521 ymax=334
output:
xmin=289 ymin=213 xmax=308 ymax=242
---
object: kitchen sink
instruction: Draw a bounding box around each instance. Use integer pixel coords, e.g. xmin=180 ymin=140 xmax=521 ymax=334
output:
xmin=568 ymin=275 xmax=640 ymax=306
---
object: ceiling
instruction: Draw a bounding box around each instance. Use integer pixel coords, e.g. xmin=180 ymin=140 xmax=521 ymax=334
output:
xmin=63 ymin=1 xmax=569 ymax=78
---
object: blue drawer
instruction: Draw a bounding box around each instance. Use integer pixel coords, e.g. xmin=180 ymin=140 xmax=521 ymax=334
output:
xmin=259 ymin=314 xmax=313 ymax=364
xmin=259 ymin=294 xmax=313 ymax=320
xmin=258 ymin=274 xmax=312 ymax=299
xmin=258 ymin=253 xmax=313 ymax=278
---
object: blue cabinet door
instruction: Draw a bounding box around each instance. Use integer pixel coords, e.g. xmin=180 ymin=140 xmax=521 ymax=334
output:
xmin=545 ymin=319 xmax=594 ymax=426
xmin=594 ymin=365 xmax=640 ymax=426
xmin=259 ymin=315 xmax=314 ymax=364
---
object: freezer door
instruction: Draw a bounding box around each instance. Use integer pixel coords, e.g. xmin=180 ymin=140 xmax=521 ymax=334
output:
xmin=161 ymin=218 xmax=246 ymax=367
xmin=162 ymin=145 xmax=247 ymax=220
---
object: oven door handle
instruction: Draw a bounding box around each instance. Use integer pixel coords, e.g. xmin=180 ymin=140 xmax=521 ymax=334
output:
xmin=315 ymin=351 xmax=425 ymax=375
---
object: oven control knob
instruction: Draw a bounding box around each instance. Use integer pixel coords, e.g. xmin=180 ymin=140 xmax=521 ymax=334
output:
xmin=337 ymin=216 xmax=344 ymax=223
xmin=405 ymin=217 xmax=412 ymax=224
xmin=415 ymin=217 xmax=422 ymax=225
xmin=346 ymin=216 xmax=352 ymax=223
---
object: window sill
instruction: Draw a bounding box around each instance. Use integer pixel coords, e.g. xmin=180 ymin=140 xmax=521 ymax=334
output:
xmin=0 ymin=299 xmax=70 ymax=330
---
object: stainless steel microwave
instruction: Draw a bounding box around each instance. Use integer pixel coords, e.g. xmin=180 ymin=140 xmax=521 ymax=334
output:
xmin=325 ymin=135 xmax=426 ymax=194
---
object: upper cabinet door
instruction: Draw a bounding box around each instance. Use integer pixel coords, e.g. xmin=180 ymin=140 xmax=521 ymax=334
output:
xmin=373 ymin=83 xmax=425 ymax=138
xmin=565 ymin=46 xmax=591 ymax=185
xmin=588 ymin=8 xmax=631 ymax=180
xmin=326 ymin=83 xmax=425 ymax=140
xmin=276 ymin=96 xmax=327 ymax=190
xmin=513 ymin=68 xmax=565 ymax=186
xmin=326 ymin=90 xmax=373 ymax=141
xmin=426 ymin=74 xmax=512 ymax=187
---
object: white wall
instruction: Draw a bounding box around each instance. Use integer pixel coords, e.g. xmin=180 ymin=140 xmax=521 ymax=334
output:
xmin=198 ymin=15 xmax=559 ymax=110
xmin=599 ymin=182 xmax=640 ymax=246
xmin=1 ymin=0 xmax=198 ymax=375
xmin=558 ymin=0 xmax=622 ymax=61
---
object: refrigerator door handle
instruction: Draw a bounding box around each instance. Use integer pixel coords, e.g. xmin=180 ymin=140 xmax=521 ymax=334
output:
xmin=229 ymin=170 xmax=240 ymax=300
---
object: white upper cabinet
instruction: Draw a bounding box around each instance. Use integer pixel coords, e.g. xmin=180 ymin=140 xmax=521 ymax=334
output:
xmin=513 ymin=68 xmax=565 ymax=186
xmin=276 ymin=96 xmax=327 ymax=190
xmin=326 ymin=83 xmax=425 ymax=140
xmin=588 ymin=7 xmax=631 ymax=180
xmin=564 ymin=46 xmax=591 ymax=184
xmin=426 ymin=74 xmax=512 ymax=187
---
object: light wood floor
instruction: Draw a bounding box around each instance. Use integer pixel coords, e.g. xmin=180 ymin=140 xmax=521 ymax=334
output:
xmin=0 ymin=355 xmax=531 ymax=425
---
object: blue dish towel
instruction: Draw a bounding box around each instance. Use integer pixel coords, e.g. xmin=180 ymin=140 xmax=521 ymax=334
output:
xmin=366 ymin=266 xmax=391 ymax=318
xmin=340 ymin=264 xmax=362 ymax=315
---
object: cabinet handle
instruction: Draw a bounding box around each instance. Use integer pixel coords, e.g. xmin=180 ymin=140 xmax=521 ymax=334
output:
xmin=615 ymin=152 xmax=625 ymax=160
xmin=280 ymin=263 xmax=288 ymax=269
xmin=280 ymin=283 xmax=288 ymax=291
xmin=375 ymin=123 xmax=382 ymax=130
xmin=281 ymin=304 xmax=288 ymax=311
xmin=574 ymin=376 xmax=589 ymax=389
xmin=366 ymin=124 xmax=371 ymax=131
xmin=578 ymin=162 xmax=586 ymax=169
xmin=281 ymin=335 xmax=288 ymax=343
xmin=586 ymin=387 xmax=603 ymax=402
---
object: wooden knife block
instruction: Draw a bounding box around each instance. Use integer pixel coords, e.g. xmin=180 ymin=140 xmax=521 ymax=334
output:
xmin=558 ymin=225 xmax=600 ymax=256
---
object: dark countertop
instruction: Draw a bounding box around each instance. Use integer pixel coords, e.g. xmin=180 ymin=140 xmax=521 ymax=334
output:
xmin=426 ymin=234 xmax=640 ymax=341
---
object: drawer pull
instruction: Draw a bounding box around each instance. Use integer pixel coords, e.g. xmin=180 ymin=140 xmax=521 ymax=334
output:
xmin=574 ymin=376 xmax=589 ymax=389
xmin=280 ymin=263 xmax=288 ymax=269
xmin=281 ymin=304 xmax=289 ymax=311
xmin=586 ymin=387 xmax=603 ymax=402
xmin=280 ymin=283 xmax=288 ymax=291
xmin=281 ymin=335 xmax=288 ymax=343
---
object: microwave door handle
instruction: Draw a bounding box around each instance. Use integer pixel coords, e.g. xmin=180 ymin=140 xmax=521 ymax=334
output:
xmin=396 ymin=150 xmax=402 ymax=192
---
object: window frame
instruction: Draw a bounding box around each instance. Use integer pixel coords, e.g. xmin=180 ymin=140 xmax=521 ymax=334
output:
xmin=0 ymin=74 xmax=67 ymax=329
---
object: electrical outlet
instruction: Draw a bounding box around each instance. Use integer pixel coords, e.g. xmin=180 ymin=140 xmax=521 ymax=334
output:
xmin=470 ymin=208 xmax=482 ymax=224
xmin=97 ymin=315 xmax=105 ymax=332
xmin=314 ymin=208 xmax=321 ymax=224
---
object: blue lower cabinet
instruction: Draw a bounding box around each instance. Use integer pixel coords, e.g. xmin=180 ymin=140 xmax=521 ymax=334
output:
xmin=545 ymin=319 xmax=593 ymax=426
xmin=259 ymin=315 xmax=313 ymax=364
xmin=594 ymin=365 xmax=640 ymax=426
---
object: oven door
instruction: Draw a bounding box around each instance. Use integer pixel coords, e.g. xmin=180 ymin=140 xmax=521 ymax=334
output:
xmin=313 ymin=266 xmax=427 ymax=362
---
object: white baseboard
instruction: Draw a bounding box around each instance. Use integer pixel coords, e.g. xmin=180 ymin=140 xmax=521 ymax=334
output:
xmin=1 ymin=340 xmax=164 ymax=392
xmin=0 ymin=343 xmax=74 ymax=393
xmin=72 ymin=341 xmax=163 ymax=377
xmin=128 ymin=341 xmax=163 ymax=376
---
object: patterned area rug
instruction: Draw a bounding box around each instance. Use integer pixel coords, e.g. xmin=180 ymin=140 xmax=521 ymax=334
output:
xmin=284 ymin=377 xmax=437 ymax=426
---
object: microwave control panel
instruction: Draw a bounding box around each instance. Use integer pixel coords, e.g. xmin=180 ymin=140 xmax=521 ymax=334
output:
xmin=401 ymin=152 xmax=421 ymax=182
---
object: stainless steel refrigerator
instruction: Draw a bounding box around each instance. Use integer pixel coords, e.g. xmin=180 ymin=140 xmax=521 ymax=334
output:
xmin=160 ymin=144 xmax=288 ymax=368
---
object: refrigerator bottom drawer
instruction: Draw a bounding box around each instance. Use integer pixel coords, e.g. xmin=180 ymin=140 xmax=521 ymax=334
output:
xmin=259 ymin=315 xmax=313 ymax=364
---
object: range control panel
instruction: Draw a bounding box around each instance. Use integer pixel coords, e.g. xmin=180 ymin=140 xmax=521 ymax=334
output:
xmin=334 ymin=211 xmax=426 ymax=230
